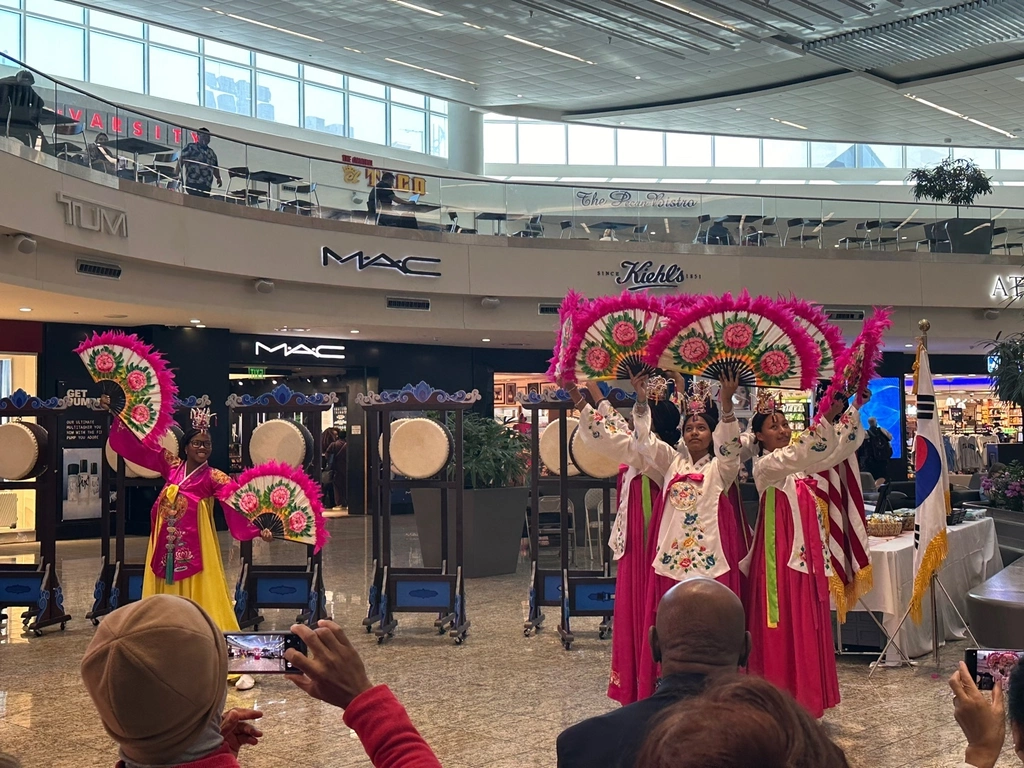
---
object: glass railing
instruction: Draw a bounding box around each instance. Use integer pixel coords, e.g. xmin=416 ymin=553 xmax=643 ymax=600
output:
xmin=3 ymin=51 xmax=1024 ymax=257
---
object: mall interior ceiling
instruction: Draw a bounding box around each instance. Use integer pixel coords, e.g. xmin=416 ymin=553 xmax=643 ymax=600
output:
xmin=78 ymin=0 xmax=1024 ymax=145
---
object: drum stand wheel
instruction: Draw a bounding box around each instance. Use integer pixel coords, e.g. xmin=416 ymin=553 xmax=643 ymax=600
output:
xmin=560 ymin=631 xmax=574 ymax=651
xmin=598 ymin=616 xmax=613 ymax=640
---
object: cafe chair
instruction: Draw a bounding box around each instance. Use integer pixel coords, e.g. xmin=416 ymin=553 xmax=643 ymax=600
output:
xmin=514 ymin=214 xmax=544 ymax=238
xmin=559 ymin=219 xmax=576 ymax=238
xmin=281 ymin=181 xmax=320 ymax=217
xmin=692 ymin=214 xmax=712 ymax=243
xmin=784 ymin=218 xmax=818 ymax=248
xmin=917 ymin=221 xmax=951 ymax=252
xmin=537 ymin=495 xmax=576 ymax=565
xmin=225 ymin=166 xmax=265 ymax=207
xmin=583 ymin=488 xmax=617 ymax=562
xmin=446 ymin=211 xmax=477 ymax=235
xmin=630 ymin=224 xmax=651 ymax=242
xmin=991 ymin=226 xmax=1024 ymax=255
xmin=137 ymin=150 xmax=180 ymax=187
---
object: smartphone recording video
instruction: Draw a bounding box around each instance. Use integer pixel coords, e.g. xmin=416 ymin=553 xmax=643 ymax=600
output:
xmin=965 ymin=648 xmax=1024 ymax=691
xmin=224 ymin=632 xmax=306 ymax=674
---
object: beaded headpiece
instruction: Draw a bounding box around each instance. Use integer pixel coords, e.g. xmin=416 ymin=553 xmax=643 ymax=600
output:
xmin=190 ymin=407 xmax=213 ymax=432
xmin=756 ymin=389 xmax=780 ymax=415
xmin=685 ymin=379 xmax=713 ymax=416
xmin=646 ymin=375 xmax=669 ymax=403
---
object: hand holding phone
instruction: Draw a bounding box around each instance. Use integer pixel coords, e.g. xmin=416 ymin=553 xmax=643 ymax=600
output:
xmin=284 ymin=620 xmax=373 ymax=710
xmin=950 ymin=660 xmax=1005 ymax=768
xmin=224 ymin=632 xmax=306 ymax=674
xmin=965 ymin=648 xmax=1024 ymax=691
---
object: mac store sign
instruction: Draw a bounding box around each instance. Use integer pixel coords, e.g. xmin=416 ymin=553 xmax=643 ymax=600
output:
xmin=231 ymin=334 xmax=358 ymax=370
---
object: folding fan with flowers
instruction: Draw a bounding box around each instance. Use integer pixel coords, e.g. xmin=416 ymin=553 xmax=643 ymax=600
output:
xmin=815 ymin=307 xmax=893 ymax=416
xmin=559 ymin=290 xmax=672 ymax=384
xmin=545 ymin=289 xmax=586 ymax=385
xmin=779 ymin=295 xmax=846 ymax=380
xmin=646 ymin=292 xmax=821 ymax=390
xmin=229 ymin=461 xmax=329 ymax=552
xmin=75 ymin=330 xmax=178 ymax=448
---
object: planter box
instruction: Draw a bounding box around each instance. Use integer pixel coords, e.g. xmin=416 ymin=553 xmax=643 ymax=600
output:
xmin=411 ymin=487 xmax=529 ymax=578
xmin=924 ymin=218 xmax=992 ymax=255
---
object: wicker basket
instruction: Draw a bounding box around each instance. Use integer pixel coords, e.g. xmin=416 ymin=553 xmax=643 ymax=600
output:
xmin=867 ymin=515 xmax=904 ymax=537
xmin=898 ymin=513 xmax=916 ymax=532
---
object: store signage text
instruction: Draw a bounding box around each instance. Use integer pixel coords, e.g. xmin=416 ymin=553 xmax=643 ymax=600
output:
xmin=992 ymin=275 xmax=1024 ymax=302
xmin=602 ymin=260 xmax=701 ymax=291
xmin=321 ymin=247 xmax=441 ymax=278
xmin=57 ymin=192 xmax=128 ymax=237
xmin=55 ymin=104 xmax=198 ymax=145
xmin=576 ymin=190 xmax=697 ymax=209
xmin=64 ymin=389 xmax=93 ymax=407
xmin=255 ymin=342 xmax=346 ymax=360
xmin=365 ymin=169 xmax=427 ymax=196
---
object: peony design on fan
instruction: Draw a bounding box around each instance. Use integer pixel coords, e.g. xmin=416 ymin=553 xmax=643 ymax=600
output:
xmin=270 ymin=485 xmax=291 ymax=508
xmin=582 ymin=344 xmax=614 ymax=378
xmin=676 ymin=332 xmax=713 ymax=365
xmin=238 ymin=492 xmax=259 ymax=514
xmin=288 ymin=511 xmax=308 ymax=533
xmin=228 ymin=461 xmax=329 ymax=552
xmin=720 ymin=319 xmax=757 ymax=350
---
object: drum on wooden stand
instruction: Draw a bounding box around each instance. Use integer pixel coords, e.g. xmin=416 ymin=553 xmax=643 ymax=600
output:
xmin=378 ymin=418 xmax=412 ymax=464
xmin=390 ymin=418 xmax=453 ymax=479
xmin=539 ymin=417 xmax=580 ymax=476
xmin=0 ymin=421 xmax=49 ymax=480
xmin=105 ymin=424 xmax=184 ymax=479
xmin=250 ymin=419 xmax=315 ymax=470
xmin=569 ymin=426 xmax=620 ymax=479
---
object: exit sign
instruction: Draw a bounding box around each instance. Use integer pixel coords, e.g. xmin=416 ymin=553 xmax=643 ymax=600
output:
xmin=248 ymin=367 xmax=266 ymax=379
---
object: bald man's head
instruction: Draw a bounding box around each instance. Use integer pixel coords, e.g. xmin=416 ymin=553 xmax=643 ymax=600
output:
xmin=650 ymin=577 xmax=750 ymax=678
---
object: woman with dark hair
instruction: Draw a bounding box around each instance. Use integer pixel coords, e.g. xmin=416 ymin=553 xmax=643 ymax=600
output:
xmin=321 ymin=427 xmax=339 ymax=507
xmin=326 ymin=428 xmax=349 ymax=510
xmin=636 ymin=675 xmax=851 ymax=768
xmin=738 ymin=394 xmax=862 ymax=718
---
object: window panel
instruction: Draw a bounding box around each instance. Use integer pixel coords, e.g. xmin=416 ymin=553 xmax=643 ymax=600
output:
xmin=349 ymin=76 xmax=385 ymax=98
xmin=348 ymin=94 xmax=385 ymax=144
xmin=861 ymin=144 xmax=902 ymax=168
xmin=390 ymin=104 xmax=425 ymax=152
xmin=906 ymin=146 xmax=949 ymax=167
xmin=810 ymin=142 xmax=854 ymax=168
xmin=148 ymin=25 xmax=198 ymax=51
xmin=0 ymin=0 xmax=19 ymax=8
xmin=617 ymin=129 xmax=664 ymax=166
xmin=26 ymin=17 xmax=83 ymax=80
xmin=89 ymin=32 xmax=143 ymax=92
xmin=204 ymin=60 xmax=251 ymax=116
xmin=518 ymin=123 xmax=566 ymax=164
xmin=26 ymin=0 xmax=81 ymax=22
xmin=567 ymin=124 xmax=614 ymax=165
xmin=430 ymin=114 xmax=447 ymax=157
xmin=665 ymin=133 xmax=712 ymax=166
xmin=303 ymin=65 xmax=343 ymax=88
xmin=0 ymin=9 xmax=19 ymax=58
xmin=303 ymin=83 xmax=344 ymax=135
xmin=484 ymin=121 xmax=516 ymax=163
xmin=255 ymin=52 xmax=297 ymax=77
xmin=88 ymin=10 xmax=141 ymax=37
xmin=762 ymin=139 xmax=807 ymax=168
xmin=1000 ymin=149 xmax=1024 ymax=170
xmin=203 ymin=39 xmax=249 ymax=64
xmin=390 ymin=87 xmax=424 ymax=108
xmin=255 ymin=72 xmax=298 ymax=126
xmin=714 ymin=136 xmax=759 ymax=167
xmin=954 ymin=147 xmax=996 ymax=169
xmin=149 ymin=47 xmax=199 ymax=105
xmin=429 ymin=97 xmax=447 ymax=114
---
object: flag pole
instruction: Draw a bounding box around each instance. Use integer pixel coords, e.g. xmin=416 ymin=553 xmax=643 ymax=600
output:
xmin=919 ymin=319 xmax=943 ymax=669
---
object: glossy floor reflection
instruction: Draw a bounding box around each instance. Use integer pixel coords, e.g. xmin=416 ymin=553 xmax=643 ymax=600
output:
xmin=0 ymin=516 xmax=1014 ymax=767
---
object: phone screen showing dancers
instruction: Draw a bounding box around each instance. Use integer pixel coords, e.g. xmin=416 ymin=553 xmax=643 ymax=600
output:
xmin=965 ymin=648 xmax=1024 ymax=691
xmin=224 ymin=632 xmax=306 ymax=674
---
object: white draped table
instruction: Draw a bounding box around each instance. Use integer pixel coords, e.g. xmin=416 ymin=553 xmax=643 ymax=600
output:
xmin=846 ymin=517 xmax=1002 ymax=660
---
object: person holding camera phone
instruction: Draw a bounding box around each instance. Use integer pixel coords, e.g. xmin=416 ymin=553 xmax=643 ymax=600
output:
xmin=950 ymin=659 xmax=1024 ymax=767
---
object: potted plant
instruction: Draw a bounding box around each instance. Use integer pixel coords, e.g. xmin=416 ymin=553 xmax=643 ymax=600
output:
xmin=411 ymin=412 xmax=530 ymax=577
xmin=907 ymin=157 xmax=994 ymax=254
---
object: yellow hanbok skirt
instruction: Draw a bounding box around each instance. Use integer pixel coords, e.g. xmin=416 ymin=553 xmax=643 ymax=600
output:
xmin=142 ymin=496 xmax=240 ymax=631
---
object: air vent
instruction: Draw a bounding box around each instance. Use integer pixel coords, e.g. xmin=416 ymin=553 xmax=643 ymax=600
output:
xmin=386 ymin=296 xmax=431 ymax=311
xmin=825 ymin=309 xmax=865 ymax=322
xmin=538 ymin=303 xmax=560 ymax=315
xmin=76 ymin=258 xmax=122 ymax=280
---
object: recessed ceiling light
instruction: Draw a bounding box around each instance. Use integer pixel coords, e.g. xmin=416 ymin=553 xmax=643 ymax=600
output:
xmin=768 ymin=117 xmax=808 ymax=130
xmin=323 ymin=378 xmax=329 ymax=383
xmin=735 ymin=107 xmax=742 ymax=111
xmin=201 ymin=7 xmax=323 ymax=41
xmin=350 ymin=329 xmax=360 ymax=334
xmin=619 ymin=121 xmax=625 ymax=125
xmin=516 ymin=94 xmax=523 ymax=98
xmin=18 ymin=307 xmax=31 ymax=312
xmin=649 ymin=0 xmax=738 ymax=32
xmin=462 ymin=21 xmax=485 ymax=29
xmin=104 ymin=313 xmax=128 ymax=319
xmin=634 ymin=75 xmax=642 ymax=80
xmin=291 ymin=327 xmax=309 ymax=332
xmin=904 ymin=94 xmax=1017 ymax=138
xmin=503 ymin=35 xmax=596 ymax=65
xmin=388 ymin=0 xmax=444 ymax=17
xmin=385 ymin=57 xmax=477 ymax=85
xmin=190 ymin=318 xmax=201 ymax=324
xmin=343 ymin=46 xmax=363 ymax=53
xmin=905 ymin=344 xmax=914 ymax=348
xmin=196 ymin=324 xmax=207 ymax=329
xmin=481 ymin=338 xmax=491 ymax=342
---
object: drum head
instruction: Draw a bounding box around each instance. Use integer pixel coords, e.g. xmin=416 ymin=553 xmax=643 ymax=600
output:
xmin=539 ymin=417 xmax=580 ymax=476
xmin=251 ymin=419 xmax=313 ymax=469
xmin=0 ymin=421 xmax=47 ymax=480
xmin=390 ymin=418 xmax=453 ymax=479
xmin=378 ymin=418 xmax=411 ymax=461
xmin=569 ymin=426 xmax=620 ymax=479
xmin=106 ymin=425 xmax=184 ymax=478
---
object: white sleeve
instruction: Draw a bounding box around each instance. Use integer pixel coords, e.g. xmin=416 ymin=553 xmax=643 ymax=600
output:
xmin=753 ymin=417 xmax=839 ymax=488
xmin=713 ymin=418 xmax=742 ymax=486
xmin=631 ymin=402 xmax=676 ymax=477
xmin=821 ymin=408 xmax=865 ymax=469
xmin=578 ymin=401 xmax=660 ymax=472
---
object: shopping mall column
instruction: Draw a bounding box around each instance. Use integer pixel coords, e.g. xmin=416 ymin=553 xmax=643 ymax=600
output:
xmin=447 ymin=104 xmax=483 ymax=176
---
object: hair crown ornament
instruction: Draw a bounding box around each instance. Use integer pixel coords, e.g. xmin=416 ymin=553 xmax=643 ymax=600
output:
xmin=756 ymin=389 xmax=781 ymax=415
xmin=646 ymin=374 xmax=669 ymax=403
xmin=685 ymin=379 xmax=713 ymax=416
xmin=190 ymin=407 xmax=213 ymax=432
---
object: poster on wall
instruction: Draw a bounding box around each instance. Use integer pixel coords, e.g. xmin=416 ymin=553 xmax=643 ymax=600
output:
xmin=60 ymin=409 xmax=106 ymax=520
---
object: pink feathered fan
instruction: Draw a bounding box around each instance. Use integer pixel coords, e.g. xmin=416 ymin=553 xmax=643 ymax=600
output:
xmin=229 ymin=461 xmax=329 ymax=552
xmin=545 ymin=289 xmax=586 ymax=384
xmin=816 ymin=307 xmax=893 ymax=415
xmin=779 ymin=295 xmax=846 ymax=379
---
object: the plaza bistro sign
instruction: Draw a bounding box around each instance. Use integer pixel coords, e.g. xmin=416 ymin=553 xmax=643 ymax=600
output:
xmin=576 ymin=189 xmax=697 ymax=209
xmin=599 ymin=260 xmax=701 ymax=291
xmin=320 ymin=246 xmax=441 ymax=278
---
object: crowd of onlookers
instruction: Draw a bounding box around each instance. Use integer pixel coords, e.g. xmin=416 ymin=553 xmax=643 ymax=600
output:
xmin=0 ymin=579 xmax=1018 ymax=767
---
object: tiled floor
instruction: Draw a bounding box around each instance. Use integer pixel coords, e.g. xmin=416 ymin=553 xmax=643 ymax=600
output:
xmin=0 ymin=516 xmax=1015 ymax=767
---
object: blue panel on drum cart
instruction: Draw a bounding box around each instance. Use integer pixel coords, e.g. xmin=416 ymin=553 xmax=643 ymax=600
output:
xmin=542 ymin=574 xmax=563 ymax=602
xmin=255 ymin=577 xmax=310 ymax=607
xmin=0 ymin=573 xmax=43 ymax=606
xmin=126 ymin=574 xmax=144 ymax=603
xmin=570 ymin=578 xmax=616 ymax=613
xmin=394 ymin=580 xmax=451 ymax=610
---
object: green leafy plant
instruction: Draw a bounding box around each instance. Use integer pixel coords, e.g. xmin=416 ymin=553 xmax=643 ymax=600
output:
xmin=984 ymin=332 xmax=1024 ymax=410
xmin=907 ymin=157 xmax=993 ymax=215
xmin=430 ymin=411 xmax=529 ymax=489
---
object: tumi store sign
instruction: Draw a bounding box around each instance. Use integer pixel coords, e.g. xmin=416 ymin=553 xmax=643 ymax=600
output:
xmin=55 ymin=104 xmax=198 ymax=145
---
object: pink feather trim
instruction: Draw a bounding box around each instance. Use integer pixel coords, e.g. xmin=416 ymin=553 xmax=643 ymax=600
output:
xmin=816 ymin=307 xmax=893 ymax=415
xmin=780 ymin=294 xmax=846 ymax=370
xmin=235 ymin=460 xmax=330 ymax=553
xmin=75 ymin=330 xmax=179 ymax=450
xmin=545 ymin=289 xmax=587 ymax=383
xmin=559 ymin=290 xmax=671 ymax=384
xmin=646 ymin=291 xmax=822 ymax=390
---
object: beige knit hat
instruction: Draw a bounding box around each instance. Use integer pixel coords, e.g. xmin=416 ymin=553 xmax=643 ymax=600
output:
xmin=80 ymin=595 xmax=228 ymax=764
